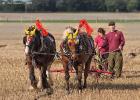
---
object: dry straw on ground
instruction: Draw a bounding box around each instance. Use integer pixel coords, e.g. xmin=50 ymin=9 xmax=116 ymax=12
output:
xmin=0 ymin=13 xmax=140 ymax=100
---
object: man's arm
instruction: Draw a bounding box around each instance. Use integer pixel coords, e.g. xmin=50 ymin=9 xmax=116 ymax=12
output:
xmin=119 ymin=32 xmax=125 ymax=50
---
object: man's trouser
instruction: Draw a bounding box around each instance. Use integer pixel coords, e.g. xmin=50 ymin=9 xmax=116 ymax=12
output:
xmin=108 ymin=51 xmax=123 ymax=77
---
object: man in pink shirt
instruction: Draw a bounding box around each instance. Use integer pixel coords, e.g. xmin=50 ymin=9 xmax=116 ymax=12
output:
xmin=106 ymin=21 xmax=125 ymax=78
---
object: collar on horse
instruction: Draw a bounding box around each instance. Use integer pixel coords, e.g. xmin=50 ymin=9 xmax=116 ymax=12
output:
xmin=62 ymin=33 xmax=93 ymax=57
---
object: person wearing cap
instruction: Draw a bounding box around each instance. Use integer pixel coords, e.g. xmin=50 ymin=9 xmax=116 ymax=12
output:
xmin=106 ymin=21 xmax=125 ymax=78
xmin=94 ymin=28 xmax=108 ymax=70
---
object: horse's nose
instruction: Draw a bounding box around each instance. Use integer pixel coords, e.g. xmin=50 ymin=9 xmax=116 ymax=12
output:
xmin=25 ymin=46 xmax=29 ymax=55
xmin=71 ymin=54 xmax=77 ymax=60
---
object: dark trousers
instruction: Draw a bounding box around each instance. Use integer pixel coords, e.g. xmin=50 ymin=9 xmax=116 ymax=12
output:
xmin=108 ymin=51 xmax=123 ymax=77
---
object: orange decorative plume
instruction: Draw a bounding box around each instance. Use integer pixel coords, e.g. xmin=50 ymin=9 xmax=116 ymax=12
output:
xmin=79 ymin=19 xmax=93 ymax=36
xmin=35 ymin=19 xmax=48 ymax=36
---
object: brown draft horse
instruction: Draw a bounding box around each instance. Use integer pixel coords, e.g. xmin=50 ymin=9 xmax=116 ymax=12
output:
xmin=23 ymin=26 xmax=56 ymax=94
xmin=60 ymin=28 xmax=95 ymax=93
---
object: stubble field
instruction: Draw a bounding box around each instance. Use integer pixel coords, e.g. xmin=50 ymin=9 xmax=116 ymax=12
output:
xmin=0 ymin=13 xmax=140 ymax=100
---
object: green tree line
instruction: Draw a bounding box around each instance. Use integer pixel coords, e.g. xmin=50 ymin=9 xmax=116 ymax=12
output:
xmin=0 ymin=0 xmax=140 ymax=12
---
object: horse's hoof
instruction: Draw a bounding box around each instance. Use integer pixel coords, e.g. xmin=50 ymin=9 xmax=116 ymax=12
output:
xmin=66 ymin=90 xmax=70 ymax=95
xmin=78 ymin=90 xmax=82 ymax=94
xmin=37 ymin=82 xmax=43 ymax=89
xmin=45 ymin=88 xmax=53 ymax=95
xmin=28 ymin=85 xmax=35 ymax=91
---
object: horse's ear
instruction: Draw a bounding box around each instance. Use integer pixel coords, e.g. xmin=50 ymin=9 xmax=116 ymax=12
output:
xmin=23 ymin=36 xmax=27 ymax=45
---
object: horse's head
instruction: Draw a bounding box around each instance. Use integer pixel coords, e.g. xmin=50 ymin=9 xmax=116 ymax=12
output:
xmin=66 ymin=27 xmax=79 ymax=60
xmin=23 ymin=25 xmax=40 ymax=55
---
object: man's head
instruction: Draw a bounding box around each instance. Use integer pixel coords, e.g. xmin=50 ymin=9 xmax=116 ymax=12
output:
xmin=108 ymin=21 xmax=116 ymax=32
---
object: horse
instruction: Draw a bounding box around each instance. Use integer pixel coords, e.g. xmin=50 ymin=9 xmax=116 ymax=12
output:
xmin=60 ymin=27 xmax=95 ymax=93
xmin=23 ymin=25 xmax=56 ymax=94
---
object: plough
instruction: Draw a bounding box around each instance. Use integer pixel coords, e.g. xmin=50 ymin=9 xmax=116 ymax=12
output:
xmin=50 ymin=68 xmax=112 ymax=75
xmin=32 ymin=50 xmax=115 ymax=75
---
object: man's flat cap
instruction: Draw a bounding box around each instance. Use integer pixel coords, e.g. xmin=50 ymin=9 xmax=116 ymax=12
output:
xmin=108 ymin=21 xmax=115 ymax=26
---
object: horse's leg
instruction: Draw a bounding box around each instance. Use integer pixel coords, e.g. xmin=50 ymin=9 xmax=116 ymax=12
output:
xmin=47 ymin=65 xmax=53 ymax=86
xmin=73 ymin=62 xmax=78 ymax=80
xmin=40 ymin=66 xmax=48 ymax=89
xmin=26 ymin=55 xmax=37 ymax=90
xmin=37 ymin=67 xmax=43 ymax=90
xmin=83 ymin=56 xmax=92 ymax=88
xmin=42 ymin=66 xmax=53 ymax=88
xmin=42 ymin=65 xmax=53 ymax=95
xmin=28 ymin=65 xmax=37 ymax=90
xmin=77 ymin=63 xmax=83 ymax=92
xmin=63 ymin=62 xmax=70 ymax=94
xmin=37 ymin=66 xmax=51 ymax=92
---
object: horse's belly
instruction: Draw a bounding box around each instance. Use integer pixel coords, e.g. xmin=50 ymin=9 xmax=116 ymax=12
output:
xmin=34 ymin=55 xmax=54 ymax=66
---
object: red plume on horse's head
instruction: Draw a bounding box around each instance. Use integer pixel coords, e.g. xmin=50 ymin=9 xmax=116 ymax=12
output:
xmin=79 ymin=19 xmax=86 ymax=27
xmin=35 ymin=19 xmax=48 ymax=36
xmin=79 ymin=19 xmax=93 ymax=36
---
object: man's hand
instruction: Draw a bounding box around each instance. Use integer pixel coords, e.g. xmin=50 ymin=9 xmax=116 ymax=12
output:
xmin=119 ymin=45 xmax=123 ymax=50
xmin=98 ymin=46 xmax=101 ymax=50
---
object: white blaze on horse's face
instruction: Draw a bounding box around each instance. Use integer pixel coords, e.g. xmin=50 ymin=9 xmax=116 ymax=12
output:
xmin=25 ymin=36 xmax=32 ymax=55
xmin=25 ymin=42 xmax=29 ymax=55
xmin=68 ymin=39 xmax=78 ymax=60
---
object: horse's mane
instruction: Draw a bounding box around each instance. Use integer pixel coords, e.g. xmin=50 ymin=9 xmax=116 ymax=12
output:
xmin=78 ymin=32 xmax=90 ymax=52
xmin=33 ymin=31 xmax=56 ymax=53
